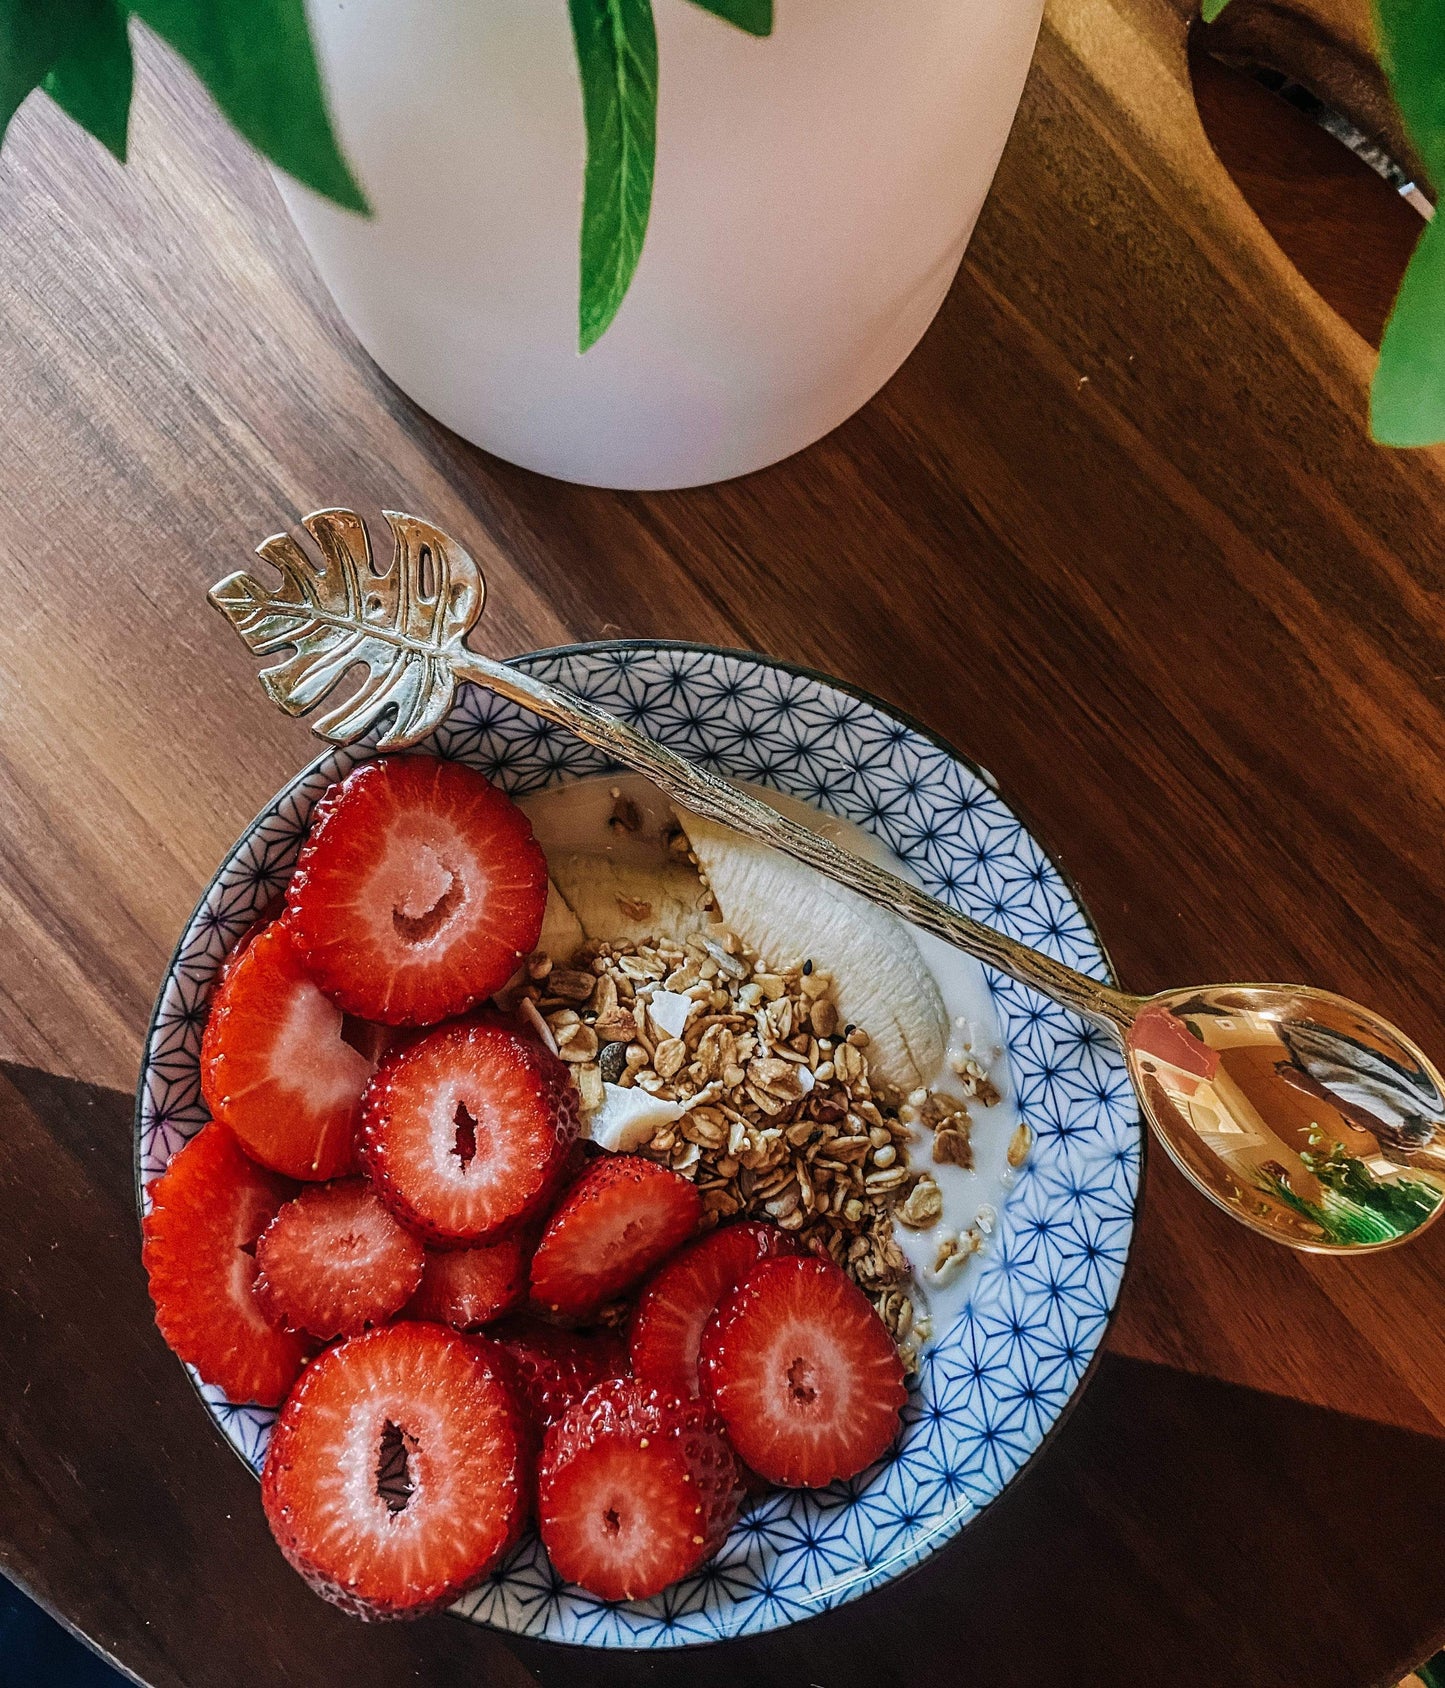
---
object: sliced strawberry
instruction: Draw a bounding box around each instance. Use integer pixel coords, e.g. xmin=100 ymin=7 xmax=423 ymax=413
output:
xmin=490 ymin=1315 xmax=629 ymax=1429
xmin=360 ymin=1020 xmax=579 ymax=1245
xmin=214 ymin=900 xmax=283 ymax=989
xmin=699 ymin=1254 xmax=906 ymax=1488
xmin=529 ymin=1156 xmax=702 ymax=1321
xmin=630 ymin=1220 xmax=802 ymax=1398
xmin=262 ymin=1322 xmax=529 ymax=1620
xmin=254 ymin=1179 xmax=425 ymax=1340
xmin=285 ymin=756 xmax=547 ymax=1026
xmin=143 ymin=1123 xmax=310 ymax=1406
xmin=406 ymin=1235 xmax=528 ymax=1330
xmin=537 ymin=1378 xmax=741 ymax=1601
xmin=201 ymin=920 xmax=375 ymax=1180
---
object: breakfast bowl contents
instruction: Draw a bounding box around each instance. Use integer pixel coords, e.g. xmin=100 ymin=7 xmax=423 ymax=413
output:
xmin=137 ymin=643 xmax=1139 ymax=1646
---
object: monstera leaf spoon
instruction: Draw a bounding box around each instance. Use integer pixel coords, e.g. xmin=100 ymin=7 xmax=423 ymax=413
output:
xmin=211 ymin=508 xmax=1445 ymax=1254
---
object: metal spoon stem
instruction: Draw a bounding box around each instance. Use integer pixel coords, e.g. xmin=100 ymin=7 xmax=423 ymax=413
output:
xmin=456 ymin=649 xmax=1141 ymax=1037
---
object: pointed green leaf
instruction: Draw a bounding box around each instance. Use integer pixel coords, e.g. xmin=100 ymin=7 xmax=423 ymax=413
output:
xmin=569 ymin=0 xmax=658 ymax=352
xmin=1199 ymin=0 xmax=1231 ymax=21
xmin=1370 ymin=215 xmax=1445 ymax=445
xmin=43 ymin=0 xmax=133 ymax=162
xmin=1369 ymin=0 xmax=1445 ymax=444
xmin=1374 ymin=0 xmax=1445 ymax=163
xmin=131 ymin=0 xmax=369 ymax=213
xmin=0 ymin=0 xmax=73 ymax=144
xmin=686 ymin=0 xmax=773 ymax=34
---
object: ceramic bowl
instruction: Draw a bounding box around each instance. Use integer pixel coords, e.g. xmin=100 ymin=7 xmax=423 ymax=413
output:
xmin=136 ymin=642 xmax=1140 ymax=1647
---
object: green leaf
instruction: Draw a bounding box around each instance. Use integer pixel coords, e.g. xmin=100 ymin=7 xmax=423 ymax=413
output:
xmin=686 ymin=0 xmax=774 ymax=34
xmin=131 ymin=0 xmax=368 ymax=213
xmin=1370 ymin=0 xmax=1445 ymax=444
xmin=43 ymin=0 xmax=133 ymax=162
xmin=1371 ymin=215 xmax=1445 ymax=444
xmin=0 ymin=0 xmax=75 ymax=143
xmin=569 ymin=0 xmax=659 ymax=352
xmin=1199 ymin=0 xmax=1231 ymax=21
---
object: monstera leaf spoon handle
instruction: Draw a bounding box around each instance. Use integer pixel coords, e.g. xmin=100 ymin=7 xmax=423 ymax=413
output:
xmin=211 ymin=508 xmax=1445 ymax=1254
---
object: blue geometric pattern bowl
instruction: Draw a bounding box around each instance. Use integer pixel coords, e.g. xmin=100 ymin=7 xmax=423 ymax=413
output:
xmin=136 ymin=642 xmax=1141 ymax=1647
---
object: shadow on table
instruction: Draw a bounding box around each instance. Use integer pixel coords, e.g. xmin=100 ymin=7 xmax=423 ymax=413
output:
xmin=2 ymin=1575 xmax=127 ymax=1688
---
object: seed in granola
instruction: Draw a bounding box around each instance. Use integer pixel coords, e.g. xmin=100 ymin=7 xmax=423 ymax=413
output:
xmin=933 ymin=1127 xmax=973 ymax=1168
xmin=834 ymin=1043 xmax=864 ymax=1085
xmin=593 ymin=1008 xmax=638 ymax=1044
xmin=1007 ymin=1121 xmax=1033 ymax=1168
xmin=898 ymin=1176 xmax=944 ymax=1228
xmin=748 ymin=1055 xmax=807 ymax=1102
xmin=575 ymin=1062 xmax=605 ymax=1113
xmin=547 ymin=969 xmax=596 ymax=1005
xmin=704 ymin=939 xmax=746 ymax=979
xmin=809 ymin=998 xmax=838 ymax=1038
xmin=597 ymin=1041 xmax=629 ymax=1084
xmin=520 ymin=997 xmax=558 ymax=1054
xmin=864 ymin=1166 xmax=908 ymax=1194
xmin=555 ymin=1023 xmax=600 ymax=1063
xmin=654 ymin=1038 xmax=688 ymax=1080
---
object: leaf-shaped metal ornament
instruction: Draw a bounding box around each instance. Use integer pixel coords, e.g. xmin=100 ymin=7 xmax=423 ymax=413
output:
xmin=208 ymin=508 xmax=484 ymax=750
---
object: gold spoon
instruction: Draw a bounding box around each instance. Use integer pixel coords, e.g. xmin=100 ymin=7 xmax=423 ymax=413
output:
xmin=210 ymin=508 xmax=1445 ymax=1254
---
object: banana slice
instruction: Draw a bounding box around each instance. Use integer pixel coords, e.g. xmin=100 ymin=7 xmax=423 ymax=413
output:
xmin=544 ymin=851 xmax=716 ymax=947
xmin=681 ymin=807 xmax=947 ymax=1095
xmin=537 ymin=878 xmax=586 ymax=963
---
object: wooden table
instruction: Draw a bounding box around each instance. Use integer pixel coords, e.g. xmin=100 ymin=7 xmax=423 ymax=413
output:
xmin=3 ymin=5 xmax=1445 ymax=1685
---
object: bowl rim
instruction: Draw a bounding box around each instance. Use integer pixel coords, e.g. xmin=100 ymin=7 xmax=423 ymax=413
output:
xmin=132 ymin=636 xmax=1145 ymax=1647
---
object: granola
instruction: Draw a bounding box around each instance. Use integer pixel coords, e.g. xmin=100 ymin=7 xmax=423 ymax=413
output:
xmin=506 ymin=924 xmax=964 ymax=1368
xmin=502 ymin=787 xmax=1028 ymax=1374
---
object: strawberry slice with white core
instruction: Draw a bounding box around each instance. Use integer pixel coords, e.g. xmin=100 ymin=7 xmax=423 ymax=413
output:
xmin=699 ymin=1254 xmax=907 ymax=1488
xmin=406 ymin=1235 xmax=528 ymax=1330
xmin=262 ymin=1322 xmax=530 ymax=1620
xmin=254 ymin=1179 xmax=426 ymax=1339
xmin=143 ymin=1123 xmax=310 ymax=1406
xmin=360 ymin=1020 xmax=580 ymax=1245
xmin=529 ymin=1155 xmax=702 ymax=1321
xmin=201 ymin=919 xmax=374 ymax=1181
xmin=285 ymin=756 xmax=547 ymax=1026
xmin=537 ymin=1378 xmax=741 ymax=1601
xmin=629 ymin=1219 xmax=801 ymax=1397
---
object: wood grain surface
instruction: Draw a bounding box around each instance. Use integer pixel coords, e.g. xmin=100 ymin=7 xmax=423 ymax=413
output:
xmin=1 ymin=0 xmax=1443 ymax=1682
